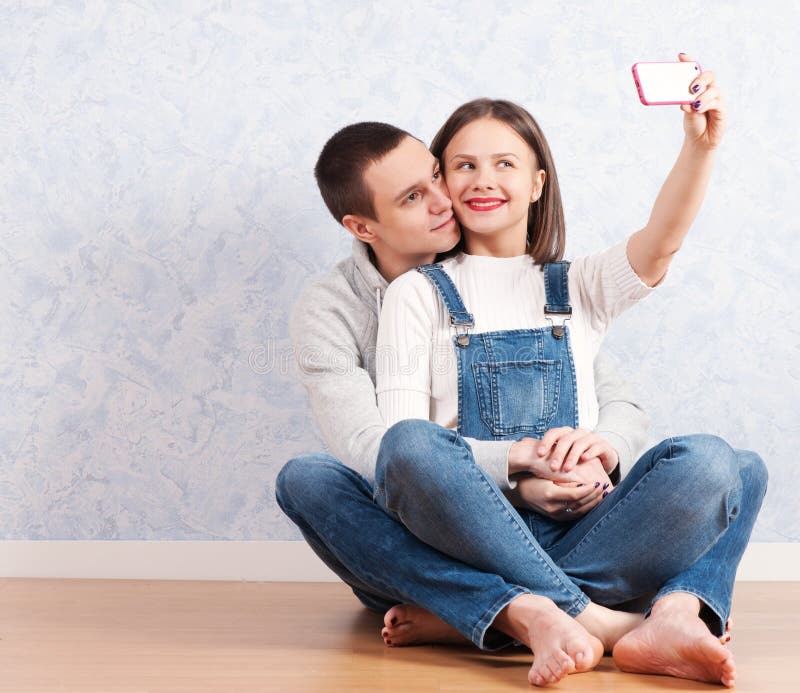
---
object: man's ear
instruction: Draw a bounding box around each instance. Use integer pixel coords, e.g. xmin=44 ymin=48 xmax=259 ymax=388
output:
xmin=342 ymin=214 xmax=378 ymax=243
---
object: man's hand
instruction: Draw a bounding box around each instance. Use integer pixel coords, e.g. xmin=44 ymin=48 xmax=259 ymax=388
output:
xmin=536 ymin=427 xmax=620 ymax=474
xmin=508 ymin=437 xmax=567 ymax=479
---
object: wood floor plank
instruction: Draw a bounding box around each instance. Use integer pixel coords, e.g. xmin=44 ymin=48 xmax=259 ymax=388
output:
xmin=0 ymin=579 xmax=795 ymax=692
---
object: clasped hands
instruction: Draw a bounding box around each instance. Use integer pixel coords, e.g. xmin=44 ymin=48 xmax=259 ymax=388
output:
xmin=507 ymin=427 xmax=618 ymax=521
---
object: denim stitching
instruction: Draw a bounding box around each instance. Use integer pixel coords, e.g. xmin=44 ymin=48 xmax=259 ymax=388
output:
xmin=459 ymin=442 xmax=588 ymax=609
xmin=557 ymin=443 xmax=678 ymax=566
xmin=472 ymin=585 xmax=531 ymax=649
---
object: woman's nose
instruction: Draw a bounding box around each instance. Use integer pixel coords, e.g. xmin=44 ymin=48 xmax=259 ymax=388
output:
xmin=471 ymin=167 xmax=495 ymax=190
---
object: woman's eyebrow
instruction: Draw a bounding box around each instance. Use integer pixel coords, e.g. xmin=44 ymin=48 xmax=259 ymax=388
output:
xmin=449 ymin=152 xmax=521 ymax=161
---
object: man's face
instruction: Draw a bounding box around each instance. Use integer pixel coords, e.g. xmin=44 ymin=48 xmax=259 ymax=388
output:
xmin=362 ymin=136 xmax=460 ymax=259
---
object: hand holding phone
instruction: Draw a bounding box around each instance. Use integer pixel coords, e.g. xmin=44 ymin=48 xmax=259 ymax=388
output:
xmin=632 ymin=60 xmax=702 ymax=105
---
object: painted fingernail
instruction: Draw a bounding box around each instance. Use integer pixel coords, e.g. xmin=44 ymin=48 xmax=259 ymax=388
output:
xmin=692 ymin=84 xmax=700 ymax=93
xmin=594 ymin=482 xmax=600 ymax=488
xmin=602 ymin=491 xmax=609 ymax=498
xmin=602 ymin=483 xmax=610 ymax=490
xmin=693 ymin=100 xmax=701 ymax=109
xmin=577 ymin=483 xmax=584 ymax=487
xmin=390 ymin=616 xmax=397 ymax=625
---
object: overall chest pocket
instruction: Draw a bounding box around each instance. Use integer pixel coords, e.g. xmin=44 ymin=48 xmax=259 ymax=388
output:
xmin=471 ymin=359 xmax=562 ymax=437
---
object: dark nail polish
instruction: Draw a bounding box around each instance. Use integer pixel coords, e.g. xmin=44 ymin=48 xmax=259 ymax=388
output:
xmin=692 ymin=84 xmax=700 ymax=93
xmin=693 ymin=100 xmax=701 ymax=109
xmin=594 ymin=482 xmax=600 ymax=488
xmin=602 ymin=483 xmax=610 ymax=490
xmin=577 ymin=483 xmax=584 ymax=487
xmin=390 ymin=617 xmax=397 ymax=626
xmin=602 ymin=491 xmax=609 ymax=498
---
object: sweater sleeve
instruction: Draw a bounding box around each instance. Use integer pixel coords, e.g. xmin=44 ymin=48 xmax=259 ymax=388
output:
xmin=592 ymin=351 xmax=650 ymax=479
xmin=572 ymin=238 xmax=659 ymax=335
xmin=289 ymin=284 xmax=388 ymax=485
xmin=376 ymin=270 xmax=517 ymax=491
xmin=290 ymin=273 xmax=517 ymax=490
xmin=375 ymin=271 xmax=434 ymax=424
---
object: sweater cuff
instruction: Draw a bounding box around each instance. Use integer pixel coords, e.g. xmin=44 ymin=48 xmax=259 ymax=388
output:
xmin=612 ymin=238 xmax=664 ymax=294
xmin=463 ymin=437 xmax=517 ymax=491
xmin=594 ymin=429 xmax=633 ymax=480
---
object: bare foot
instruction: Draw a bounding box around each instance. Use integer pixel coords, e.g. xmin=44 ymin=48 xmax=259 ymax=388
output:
xmin=381 ymin=604 xmax=469 ymax=647
xmin=613 ymin=606 xmax=736 ymax=687
xmin=494 ymin=594 xmax=604 ymax=687
xmin=575 ymin=603 xmax=644 ymax=653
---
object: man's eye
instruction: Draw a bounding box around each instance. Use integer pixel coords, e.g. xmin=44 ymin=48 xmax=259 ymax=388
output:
xmin=433 ymin=169 xmax=441 ymax=180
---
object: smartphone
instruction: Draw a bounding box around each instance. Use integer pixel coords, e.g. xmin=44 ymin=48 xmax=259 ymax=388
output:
xmin=631 ymin=61 xmax=702 ymax=106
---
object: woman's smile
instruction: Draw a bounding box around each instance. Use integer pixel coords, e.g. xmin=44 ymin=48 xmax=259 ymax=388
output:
xmin=465 ymin=197 xmax=507 ymax=212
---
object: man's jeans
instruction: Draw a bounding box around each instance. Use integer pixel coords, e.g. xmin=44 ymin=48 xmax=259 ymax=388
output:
xmin=276 ymin=420 xmax=767 ymax=650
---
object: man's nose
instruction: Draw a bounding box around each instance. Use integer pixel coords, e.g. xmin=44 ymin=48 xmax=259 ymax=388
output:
xmin=431 ymin=182 xmax=452 ymax=214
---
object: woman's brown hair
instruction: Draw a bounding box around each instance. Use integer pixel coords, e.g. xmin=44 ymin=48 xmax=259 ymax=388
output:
xmin=430 ymin=99 xmax=565 ymax=264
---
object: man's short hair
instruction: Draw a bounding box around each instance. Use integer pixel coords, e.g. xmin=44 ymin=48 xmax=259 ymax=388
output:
xmin=314 ymin=122 xmax=413 ymax=223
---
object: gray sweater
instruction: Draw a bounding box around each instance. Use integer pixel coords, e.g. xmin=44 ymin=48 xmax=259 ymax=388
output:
xmin=290 ymin=239 xmax=649 ymax=490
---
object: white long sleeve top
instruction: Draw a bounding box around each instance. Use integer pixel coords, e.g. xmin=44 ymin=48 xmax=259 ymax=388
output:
xmin=376 ymin=239 xmax=657 ymax=432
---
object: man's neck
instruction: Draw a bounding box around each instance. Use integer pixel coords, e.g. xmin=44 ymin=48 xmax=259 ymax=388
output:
xmin=370 ymin=246 xmax=436 ymax=283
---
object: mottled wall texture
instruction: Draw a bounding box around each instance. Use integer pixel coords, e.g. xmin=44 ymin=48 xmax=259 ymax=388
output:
xmin=1 ymin=1 xmax=797 ymax=542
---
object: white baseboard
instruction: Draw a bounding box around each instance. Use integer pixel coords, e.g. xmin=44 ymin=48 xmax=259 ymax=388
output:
xmin=1 ymin=541 xmax=798 ymax=581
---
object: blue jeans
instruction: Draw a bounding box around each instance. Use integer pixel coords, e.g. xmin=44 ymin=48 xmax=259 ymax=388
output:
xmin=276 ymin=422 xmax=767 ymax=649
xmin=276 ymin=453 xmax=530 ymax=650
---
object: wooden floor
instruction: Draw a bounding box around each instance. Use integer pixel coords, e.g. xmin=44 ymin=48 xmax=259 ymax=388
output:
xmin=0 ymin=579 xmax=795 ymax=692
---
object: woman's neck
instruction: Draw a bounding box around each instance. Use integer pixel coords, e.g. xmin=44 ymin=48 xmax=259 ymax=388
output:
xmin=463 ymin=222 xmax=528 ymax=257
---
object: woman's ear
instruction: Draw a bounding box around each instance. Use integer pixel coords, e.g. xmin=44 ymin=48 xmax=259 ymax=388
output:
xmin=342 ymin=214 xmax=377 ymax=243
xmin=530 ymin=169 xmax=546 ymax=202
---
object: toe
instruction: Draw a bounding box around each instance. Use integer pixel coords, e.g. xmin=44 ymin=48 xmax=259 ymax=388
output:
xmin=528 ymin=661 xmax=549 ymax=687
xmin=384 ymin=604 xmax=407 ymax=628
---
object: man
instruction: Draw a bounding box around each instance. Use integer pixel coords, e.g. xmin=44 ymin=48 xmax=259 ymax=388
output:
xmin=276 ymin=122 xmax=766 ymax=687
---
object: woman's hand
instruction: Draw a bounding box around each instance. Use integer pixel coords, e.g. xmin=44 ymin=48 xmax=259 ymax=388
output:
xmin=536 ymin=427 xmax=620 ymax=474
xmin=509 ymin=457 xmax=614 ymax=520
xmin=679 ymin=53 xmax=726 ymax=150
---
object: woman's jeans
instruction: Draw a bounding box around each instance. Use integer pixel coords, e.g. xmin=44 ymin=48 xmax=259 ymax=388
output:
xmin=275 ymin=421 xmax=767 ymax=650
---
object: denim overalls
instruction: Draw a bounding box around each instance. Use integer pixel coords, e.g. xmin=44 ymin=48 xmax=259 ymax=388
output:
xmin=416 ymin=260 xmax=578 ymax=441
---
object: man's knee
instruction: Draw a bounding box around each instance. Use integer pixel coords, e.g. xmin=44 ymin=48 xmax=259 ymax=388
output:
xmin=275 ymin=453 xmax=345 ymax=515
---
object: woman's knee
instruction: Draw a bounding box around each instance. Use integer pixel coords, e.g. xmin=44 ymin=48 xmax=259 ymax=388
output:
xmin=668 ymin=434 xmax=740 ymax=493
xmin=736 ymin=449 xmax=769 ymax=499
xmin=377 ymin=419 xmax=457 ymax=486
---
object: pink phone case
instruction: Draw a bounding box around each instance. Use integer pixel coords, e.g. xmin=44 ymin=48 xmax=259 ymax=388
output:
xmin=631 ymin=61 xmax=702 ymax=106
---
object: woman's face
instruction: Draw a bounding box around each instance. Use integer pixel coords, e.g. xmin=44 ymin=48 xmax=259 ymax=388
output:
xmin=442 ymin=117 xmax=545 ymax=248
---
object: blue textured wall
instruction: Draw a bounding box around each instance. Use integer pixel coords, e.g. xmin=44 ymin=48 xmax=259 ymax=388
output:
xmin=1 ymin=1 xmax=797 ymax=541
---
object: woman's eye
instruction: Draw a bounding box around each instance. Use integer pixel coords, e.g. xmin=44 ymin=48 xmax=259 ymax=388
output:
xmin=498 ymin=160 xmax=513 ymax=168
xmin=406 ymin=192 xmax=420 ymax=203
xmin=456 ymin=162 xmax=474 ymax=170
xmin=432 ymin=169 xmax=441 ymax=180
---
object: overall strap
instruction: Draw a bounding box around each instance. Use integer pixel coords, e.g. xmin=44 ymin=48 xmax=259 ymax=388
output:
xmin=416 ymin=264 xmax=474 ymax=344
xmin=543 ymin=261 xmax=571 ymax=339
